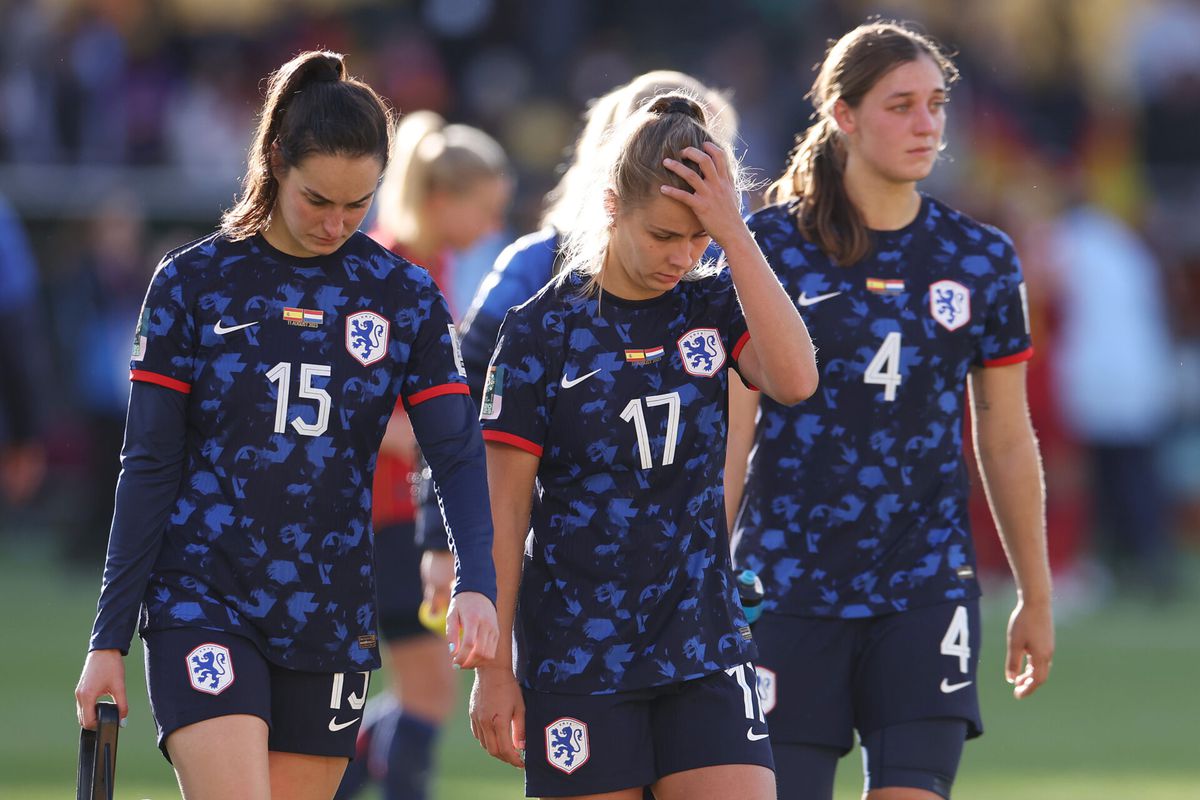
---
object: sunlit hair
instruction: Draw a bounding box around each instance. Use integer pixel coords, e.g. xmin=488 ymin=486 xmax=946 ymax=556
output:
xmin=541 ymin=70 xmax=738 ymax=234
xmin=220 ymin=50 xmax=394 ymax=240
xmin=768 ymin=20 xmax=958 ymax=266
xmin=375 ymin=110 xmax=509 ymax=245
xmin=557 ymin=93 xmax=748 ymax=296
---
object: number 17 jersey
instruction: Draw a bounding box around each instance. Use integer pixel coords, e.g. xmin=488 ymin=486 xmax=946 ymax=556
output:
xmin=481 ymin=269 xmax=756 ymax=695
xmin=733 ymin=197 xmax=1033 ymax=619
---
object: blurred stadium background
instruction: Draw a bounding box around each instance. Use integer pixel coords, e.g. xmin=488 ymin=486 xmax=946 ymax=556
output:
xmin=1 ymin=0 xmax=1198 ymax=797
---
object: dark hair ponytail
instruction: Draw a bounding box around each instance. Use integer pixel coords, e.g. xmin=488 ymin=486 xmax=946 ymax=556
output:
xmin=769 ymin=21 xmax=957 ymax=266
xmin=221 ymin=50 xmax=394 ymax=240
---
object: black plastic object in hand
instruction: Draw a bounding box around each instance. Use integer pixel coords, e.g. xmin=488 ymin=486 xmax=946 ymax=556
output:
xmin=77 ymin=700 xmax=119 ymax=800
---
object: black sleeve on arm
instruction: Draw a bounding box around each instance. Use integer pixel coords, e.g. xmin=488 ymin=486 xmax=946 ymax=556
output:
xmin=88 ymin=380 xmax=187 ymax=654
xmin=408 ymin=392 xmax=497 ymax=604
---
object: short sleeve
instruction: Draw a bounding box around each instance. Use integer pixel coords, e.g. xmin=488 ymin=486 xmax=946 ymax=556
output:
xmin=401 ymin=282 xmax=470 ymax=408
xmin=130 ymin=257 xmax=195 ymax=394
xmin=478 ymin=309 xmax=552 ymax=458
xmin=977 ymin=234 xmax=1034 ymax=367
xmin=712 ymin=267 xmax=751 ymax=369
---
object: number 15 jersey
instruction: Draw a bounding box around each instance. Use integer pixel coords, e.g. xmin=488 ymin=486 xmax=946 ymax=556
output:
xmin=733 ymin=197 xmax=1033 ymax=619
xmin=127 ymin=231 xmax=468 ymax=672
xmin=481 ymin=269 xmax=755 ymax=695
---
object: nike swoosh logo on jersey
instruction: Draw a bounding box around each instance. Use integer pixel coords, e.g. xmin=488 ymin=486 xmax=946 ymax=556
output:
xmin=213 ymin=320 xmax=259 ymax=335
xmin=796 ymin=291 xmax=842 ymax=307
xmin=939 ymin=678 xmax=973 ymax=694
xmin=561 ymin=368 xmax=601 ymax=389
xmin=328 ymin=716 xmax=360 ymax=732
xmin=746 ymin=727 xmax=769 ymax=742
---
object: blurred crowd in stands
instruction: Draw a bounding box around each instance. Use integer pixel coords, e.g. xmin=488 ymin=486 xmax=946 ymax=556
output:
xmin=2 ymin=0 xmax=1198 ymax=606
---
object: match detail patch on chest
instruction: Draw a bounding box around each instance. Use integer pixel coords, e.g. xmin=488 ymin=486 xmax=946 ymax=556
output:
xmin=677 ymin=328 xmax=725 ymax=377
xmin=345 ymin=311 xmax=390 ymax=366
xmin=929 ymin=280 xmax=970 ymax=332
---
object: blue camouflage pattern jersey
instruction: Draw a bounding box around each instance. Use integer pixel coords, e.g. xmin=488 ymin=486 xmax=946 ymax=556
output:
xmin=482 ymin=269 xmax=756 ymax=694
xmin=733 ymin=196 xmax=1033 ymax=618
xmin=128 ymin=231 xmax=468 ymax=672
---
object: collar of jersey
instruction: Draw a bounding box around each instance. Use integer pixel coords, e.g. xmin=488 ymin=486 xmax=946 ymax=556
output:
xmin=866 ymin=193 xmax=931 ymax=244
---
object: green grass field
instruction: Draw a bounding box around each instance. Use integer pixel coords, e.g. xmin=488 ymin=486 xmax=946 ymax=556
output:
xmin=2 ymin=534 xmax=1197 ymax=799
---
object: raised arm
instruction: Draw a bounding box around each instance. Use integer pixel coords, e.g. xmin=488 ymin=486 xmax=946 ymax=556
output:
xmin=968 ymin=362 xmax=1054 ymax=699
xmin=661 ymin=142 xmax=817 ymax=405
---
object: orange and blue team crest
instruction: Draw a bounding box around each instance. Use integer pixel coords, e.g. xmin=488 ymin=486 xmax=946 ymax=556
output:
xmin=624 ymin=345 xmax=664 ymax=363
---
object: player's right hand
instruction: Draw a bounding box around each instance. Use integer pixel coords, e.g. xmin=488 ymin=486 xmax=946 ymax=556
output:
xmin=75 ymin=649 xmax=127 ymax=730
xmin=469 ymin=667 xmax=526 ymax=768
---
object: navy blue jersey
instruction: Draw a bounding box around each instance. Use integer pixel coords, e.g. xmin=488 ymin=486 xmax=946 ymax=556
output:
xmin=733 ymin=197 xmax=1032 ymax=618
xmin=481 ymin=269 xmax=756 ymax=695
xmin=123 ymin=231 xmax=469 ymax=671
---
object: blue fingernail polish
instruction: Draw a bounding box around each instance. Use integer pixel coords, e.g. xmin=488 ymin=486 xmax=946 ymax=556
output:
xmin=452 ymin=663 xmax=462 ymax=671
xmin=448 ymin=642 xmax=457 ymax=654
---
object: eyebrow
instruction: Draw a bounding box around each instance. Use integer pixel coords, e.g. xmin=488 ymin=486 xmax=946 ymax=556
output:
xmin=303 ymin=187 xmax=376 ymax=205
xmin=650 ymin=224 xmax=708 ymax=238
xmin=886 ymin=87 xmax=947 ymax=100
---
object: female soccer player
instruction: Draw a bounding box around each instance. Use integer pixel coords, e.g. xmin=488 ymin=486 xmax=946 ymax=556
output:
xmin=730 ymin=21 xmax=1056 ymax=800
xmin=470 ymin=94 xmax=818 ymax=800
xmin=73 ymin=51 xmax=498 ymax=800
xmin=336 ymin=110 xmax=510 ymax=800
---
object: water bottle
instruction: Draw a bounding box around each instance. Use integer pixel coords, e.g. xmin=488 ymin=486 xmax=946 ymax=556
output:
xmin=736 ymin=569 xmax=764 ymax=625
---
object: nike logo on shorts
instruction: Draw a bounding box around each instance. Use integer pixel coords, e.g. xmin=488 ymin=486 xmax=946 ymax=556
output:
xmin=939 ymin=678 xmax=973 ymax=694
xmin=213 ymin=320 xmax=259 ymax=335
xmin=328 ymin=716 xmax=360 ymax=732
xmin=561 ymin=368 xmax=601 ymax=389
xmin=746 ymin=727 xmax=769 ymax=742
xmin=796 ymin=291 xmax=842 ymax=307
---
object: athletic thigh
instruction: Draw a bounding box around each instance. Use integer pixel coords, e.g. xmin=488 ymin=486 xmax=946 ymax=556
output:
xmin=269 ymin=666 xmax=372 ymax=758
xmin=522 ymin=686 xmax=657 ymax=797
xmin=860 ymin=718 xmax=968 ymax=799
xmin=144 ymin=627 xmax=271 ymax=758
xmin=651 ymin=664 xmax=774 ymax=779
xmin=853 ymin=600 xmax=982 ymax=739
xmin=751 ymin=612 xmax=858 ymax=752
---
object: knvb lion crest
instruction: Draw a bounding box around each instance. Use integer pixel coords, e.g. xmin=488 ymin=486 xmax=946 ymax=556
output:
xmin=187 ymin=643 xmax=234 ymax=695
xmin=677 ymin=327 xmax=725 ymax=377
xmin=756 ymin=666 xmax=778 ymax=715
xmin=929 ymin=280 xmax=971 ymax=332
xmin=545 ymin=717 xmax=590 ymax=774
xmin=346 ymin=311 xmax=389 ymax=366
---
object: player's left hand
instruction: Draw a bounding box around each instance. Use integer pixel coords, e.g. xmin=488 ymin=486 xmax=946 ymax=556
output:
xmin=660 ymin=142 xmax=745 ymax=249
xmin=446 ymin=591 xmax=499 ymax=669
xmin=1005 ymin=596 xmax=1054 ymax=699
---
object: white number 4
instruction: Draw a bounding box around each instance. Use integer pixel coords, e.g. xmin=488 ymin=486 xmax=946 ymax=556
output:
xmin=864 ymin=331 xmax=902 ymax=401
xmin=940 ymin=605 xmax=971 ymax=674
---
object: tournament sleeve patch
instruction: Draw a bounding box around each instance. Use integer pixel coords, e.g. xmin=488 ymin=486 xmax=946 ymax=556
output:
xmin=480 ymin=364 xmax=505 ymax=420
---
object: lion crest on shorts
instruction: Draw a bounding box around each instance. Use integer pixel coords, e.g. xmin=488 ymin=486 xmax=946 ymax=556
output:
xmin=545 ymin=716 xmax=589 ymax=774
xmin=187 ymin=643 xmax=235 ymax=695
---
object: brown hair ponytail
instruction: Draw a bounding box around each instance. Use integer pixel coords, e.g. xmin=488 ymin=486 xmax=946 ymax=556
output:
xmin=220 ymin=50 xmax=394 ymax=240
xmin=769 ymin=21 xmax=957 ymax=266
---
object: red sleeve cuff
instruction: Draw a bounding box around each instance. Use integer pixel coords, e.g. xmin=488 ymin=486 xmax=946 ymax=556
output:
xmin=983 ymin=346 xmax=1034 ymax=368
xmin=406 ymin=382 xmax=470 ymax=407
xmin=130 ymin=369 xmax=191 ymax=394
xmin=482 ymin=429 xmax=543 ymax=457
xmin=731 ymin=330 xmax=751 ymax=361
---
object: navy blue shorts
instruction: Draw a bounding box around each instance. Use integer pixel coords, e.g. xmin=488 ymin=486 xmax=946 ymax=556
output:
xmin=143 ymin=628 xmax=372 ymax=760
xmin=522 ymin=663 xmax=774 ymax=798
xmin=752 ymin=600 xmax=983 ymax=753
xmin=373 ymin=521 xmax=431 ymax=642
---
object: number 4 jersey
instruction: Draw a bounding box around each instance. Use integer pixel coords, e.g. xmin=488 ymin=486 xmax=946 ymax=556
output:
xmin=481 ymin=269 xmax=756 ymax=695
xmin=124 ymin=231 xmax=468 ymax=672
xmin=733 ymin=197 xmax=1033 ymax=619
